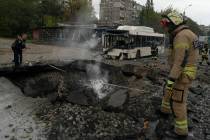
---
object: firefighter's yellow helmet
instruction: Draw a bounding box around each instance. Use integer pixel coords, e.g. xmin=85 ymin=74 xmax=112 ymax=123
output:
xmin=166 ymin=11 xmax=184 ymax=26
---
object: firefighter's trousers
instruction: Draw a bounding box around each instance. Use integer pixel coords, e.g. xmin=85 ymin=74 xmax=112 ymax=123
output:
xmin=161 ymin=74 xmax=192 ymax=135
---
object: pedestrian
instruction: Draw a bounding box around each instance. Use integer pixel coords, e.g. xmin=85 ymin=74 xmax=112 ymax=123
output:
xmin=11 ymin=35 xmax=21 ymax=62
xmin=13 ymin=33 xmax=28 ymax=67
xmin=159 ymin=11 xmax=199 ymax=139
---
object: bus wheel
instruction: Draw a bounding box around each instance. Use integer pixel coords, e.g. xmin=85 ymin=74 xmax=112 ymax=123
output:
xmin=136 ymin=50 xmax=141 ymax=59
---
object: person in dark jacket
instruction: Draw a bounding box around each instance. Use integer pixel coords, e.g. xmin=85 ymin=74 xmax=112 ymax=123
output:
xmin=13 ymin=33 xmax=27 ymax=67
xmin=11 ymin=35 xmax=21 ymax=62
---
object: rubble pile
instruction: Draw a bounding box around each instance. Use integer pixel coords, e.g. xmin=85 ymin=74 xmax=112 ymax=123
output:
xmin=37 ymin=104 xmax=142 ymax=140
xmin=1 ymin=59 xmax=210 ymax=140
xmin=188 ymin=82 xmax=210 ymax=140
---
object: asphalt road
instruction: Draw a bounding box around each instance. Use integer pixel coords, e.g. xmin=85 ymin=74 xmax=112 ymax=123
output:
xmin=0 ymin=38 xmax=99 ymax=66
xmin=0 ymin=77 xmax=49 ymax=140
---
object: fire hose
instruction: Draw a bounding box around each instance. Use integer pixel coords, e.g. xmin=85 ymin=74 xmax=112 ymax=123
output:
xmin=48 ymin=64 xmax=66 ymax=73
xmin=48 ymin=64 xmax=145 ymax=92
xmin=100 ymin=82 xmax=145 ymax=92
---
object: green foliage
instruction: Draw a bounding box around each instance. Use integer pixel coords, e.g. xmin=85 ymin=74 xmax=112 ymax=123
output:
xmin=139 ymin=0 xmax=163 ymax=32
xmin=43 ymin=16 xmax=57 ymax=27
xmin=64 ymin=0 xmax=96 ymax=23
xmin=0 ymin=0 xmax=96 ymax=37
xmin=38 ymin=0 xmax=64 ymax=27
xmin=138 ymin=3 xmax=204 ymax=35
xmin=0 ymin=0 xmax=40 ymax=37
xmin=39 ymin=0 xmax=64 ymax=17
xmin=186 ymin=18 xmax=204 ymax=35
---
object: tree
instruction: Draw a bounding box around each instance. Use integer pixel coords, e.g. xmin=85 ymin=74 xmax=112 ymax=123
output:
xmin=0 ymin=0 xmax=96 ymax=37
xmin=139 ymin=0 xmax=162 ymax=32
xmin=0 ymin=0 xmax=41 ymax=37
xmin=138 ymin=5 xmax=204 ymax=35
xmin=186 ymin=18 xmax=204 ymax=35
xmin=38 ymin=0 xmax=65 ymax=27
xmin=64 ymin=0 xmax=96 ymax=24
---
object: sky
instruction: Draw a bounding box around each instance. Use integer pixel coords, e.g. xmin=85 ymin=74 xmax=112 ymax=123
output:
xmin=92 ymin=0 xmax=210 ymax=26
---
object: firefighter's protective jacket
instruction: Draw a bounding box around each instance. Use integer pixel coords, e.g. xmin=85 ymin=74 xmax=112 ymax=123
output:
xmin=168 ymin=25 xmax=199 ymax=80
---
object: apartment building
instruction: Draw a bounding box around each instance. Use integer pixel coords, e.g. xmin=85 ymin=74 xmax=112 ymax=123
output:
xmin=99 ymin=0 xmax=143 ymax=26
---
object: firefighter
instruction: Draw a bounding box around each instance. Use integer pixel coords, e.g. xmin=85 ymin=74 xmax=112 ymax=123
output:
xmin=13 ymin=33 xmax=28 ymax=67
xmin=151 ymin=43 xmax=158 ymax=60
xmin=200 ymin=42 xmax=209 ymax=65
xmin=160 ymin=11 xmax=199 ymax=138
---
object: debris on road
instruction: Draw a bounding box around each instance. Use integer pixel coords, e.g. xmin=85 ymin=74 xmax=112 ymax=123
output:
xmin=0 ymin=58 xmax=209 ymax=140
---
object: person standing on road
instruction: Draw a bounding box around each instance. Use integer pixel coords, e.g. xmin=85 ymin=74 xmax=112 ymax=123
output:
xmin=13 ymin=33 xmax=28 ymax=67
xmin=159 ymin=11 xmax=199 ymax=139
xmin=11 ymin=35 xmax=21 ymax=62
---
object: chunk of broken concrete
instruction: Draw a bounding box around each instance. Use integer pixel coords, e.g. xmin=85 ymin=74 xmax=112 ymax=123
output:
xmin=65 ymin=88 xmax=98 ymax=106
xmin=102 ymin=89 xmax=129 ymax=111
xmin=121 ymin=64 xmax=135 ymax=76
xmin=121 ymin=64 xmax=144 ymax=79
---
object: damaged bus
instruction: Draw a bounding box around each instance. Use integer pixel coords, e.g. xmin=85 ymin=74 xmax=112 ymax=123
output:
xmin=102 ymin=26 xmax=165 ymax=60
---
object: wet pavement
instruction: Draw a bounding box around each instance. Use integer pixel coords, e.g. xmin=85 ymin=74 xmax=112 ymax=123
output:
xmin=0 ymin=77 xmax=48 ymax=140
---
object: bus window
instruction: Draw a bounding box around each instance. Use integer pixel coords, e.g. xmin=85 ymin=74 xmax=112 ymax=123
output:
xmin=140 ymin=36 xmax=143 ymax=47
xmin=142 ymin=36 xmax=146 ymax=46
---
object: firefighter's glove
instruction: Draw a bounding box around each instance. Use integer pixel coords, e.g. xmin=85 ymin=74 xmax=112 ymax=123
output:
xmin=166 ymin=79 xmax=175 ymax=91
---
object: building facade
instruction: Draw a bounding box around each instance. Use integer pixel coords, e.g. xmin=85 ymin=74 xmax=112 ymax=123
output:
xmin=99 ymin=0 xmax=143 ymax=26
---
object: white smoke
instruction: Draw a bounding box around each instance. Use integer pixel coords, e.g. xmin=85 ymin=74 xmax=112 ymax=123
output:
xmin=64 ymin=28 xmax=108 ymax=99
xmin=86 ymin=63 xmax=110 ymax=99
xmin=59 ymin=2 xmax=109 ymax=99
xmin=92 ymin=0 xmax=100 ymax=19
xmin=90 ymin=79 xmax=107 ymax=99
